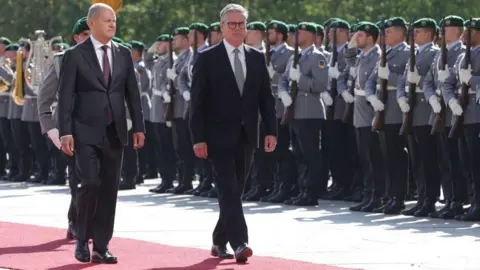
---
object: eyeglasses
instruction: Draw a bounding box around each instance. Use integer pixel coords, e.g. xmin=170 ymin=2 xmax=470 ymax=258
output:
xmin=225 ymin=21 xmax=246 ymax=29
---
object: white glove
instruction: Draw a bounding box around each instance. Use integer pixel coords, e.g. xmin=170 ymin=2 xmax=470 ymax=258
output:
xmin=428 ymin=96 xmax=442 ymax=113
xmin=162 ymin=91 xmax=171 ymax=103
xmin=341 ymin=91 xmax=354 ymax=103
xmin=378 ymin=65 xmax=390 ymax=80
xmin=126 ymin=119 xmax=132 ymax=130
xmin=320 ymin=92 xmax=333 ymax=106
xmin=448 ymin=98 xmax=463 ymax=116
xmin=349 ymin=67 xmax=356 ymax=78
xmin=47 ymin=128 xmax=61 ymax=149
xmin=166 ymin=68 xmax=177 ymax=81
xmin=328 ymin=63 xmax=340 ymax=79
xmin=182 ymin=91 xmax=191 ymax=101
xmin=397 ymin=96 xmax=410 ymax=113
xmin=348 ymin=32 xmax=359 ymax=48
xmin=407 ymin=66 xmax=421 ymax=85
xmin=367 ymin=95 xmax=384 ymax=112
xmin=278 ymin=91 xmax=292 ymax=107
xmin=459 ymin=65 xmax=472 ymax=85
xmin=289 ymin=65 xmax=301 ymax=81
xmin=267 ymin=64 xmax=275 ymax=79
xmin=437 ymin=68 xmax=450 ymax=83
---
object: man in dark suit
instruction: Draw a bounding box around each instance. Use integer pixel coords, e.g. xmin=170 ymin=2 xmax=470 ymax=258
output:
xmin=58 ymin=3 xmax=145 ymax=264
xmin=189 ymin=3 xmax=277 ymax=264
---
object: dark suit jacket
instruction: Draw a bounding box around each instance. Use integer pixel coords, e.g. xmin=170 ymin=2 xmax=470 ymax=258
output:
xmin=189 ymin=41 xmax=277 ymax=151
xmin=58 ymin=37 xmax=144 ymax=146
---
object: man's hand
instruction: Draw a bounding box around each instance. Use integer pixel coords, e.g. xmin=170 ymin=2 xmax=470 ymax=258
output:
xmin=133 ymin=132 xmax=145 ymax=150
xmin=60 ymin=135 xmax=75 ymax=156
xmin=194 ymin=142 xmax=208 ymax=159
xmin=264 ymin=135 xmax=277 ymax=152
xmin=47 ymin=128 xmax=61 ymax=149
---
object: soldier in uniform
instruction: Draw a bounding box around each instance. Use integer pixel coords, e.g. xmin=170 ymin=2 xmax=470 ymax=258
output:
xmin=198 ymin=22 xmax=223 ymax=198
xmin=37 ymin=16 xmax=90 ymax=239
xmin=165 ymin=26 xmax=194 ymax=194
xmin=149 ymin=34 xmax=178 ymax=193
xmin=21 ymin=38 xmax=51 ymax=184
xmin=287 ymin=24 xmax=296 ymax=47
xmin=278 ymin=22 xmax=330 ymax=206
xmin=324 ymin=19 xmax=358 ymax=201
xmin=259 ymin=20 xmax=297 ymax=203
xmin=8 ymin=41 xmax=33 ymax=183
xmin=245 ymin=21 xmax=266 ymax=51
xmin=424 ymin=15 xmax=468 ymax=219
xmin=130 ymin=40 xmax=157 ymax=182
xmin=397 ymin=18 xmax=440 ymax=217
xmin=178 ymin=23 xmax=213 ymax=196
xmin=443 ymin=18 xmax=480 ymax=221
xmin=339 ymin=22 xmax=386 ymax=212
xmin=52 ymin=43 xmax=70 ymax=53
xmin=0 ymin=41 xmax=18 ymax=181
xmin=118 ymin=41 xmax=143 ymax=190
xmin=314 ymin=24 xmax=330 ymax=57
xmin=242 ymin=21 xmax=276 ymax=200
xmin=365 ymin=17 xmax=410 ymax=214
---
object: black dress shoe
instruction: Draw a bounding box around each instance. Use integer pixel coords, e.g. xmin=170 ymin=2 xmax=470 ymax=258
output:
xmin=259 ymin=189 xmax=278 ymax=202
xmin=91 ymin=249 xmax=118 ymax=264
xmin=455 ymin=204 xmax=480 ymax=221
xmin=360 ymin=198 xmax=382 ymax=212
xmin=244 ymin=187 xmax=269 ymax=202
xmin=74 ymin=241 xmax=90 ymax=263
xmin=149 ymin=183 xmax=174 ymax=193
xmin=349 ymin=198 xmax=370 ymax=212
xmin=210 ymin=245 xmax=234 ymax=259
xmin=284 ymin=192 xmax=304 ymax=205
xmin=414 ymin=202 xmax=437 ymax=217
xmin=234 ymin=244 xmax=253 ymax=263
xmin=401 ymin=202 xmax=423 ymax=216
xmin=266 ymin=190 xmax=288 ymax=203
xmin=167 ymin=184 xmax=193 ymax=194
xmin=383 ymin=199 xmax=405 ymax=215
xmin=241 ymin=187 xmax=257 ymax=200
xmin=292 ymin=193 xmax=318 ymax=206
xmin=135 ymin=175 xmax=144 ymax=184
xmin=193 ymin=183 xmax=213 ymax=196
xmin=373 ymin=199 xmax=392 ymax=213
xmin=440 ymin=202 xmax=465 ymax=219
xmin=66 ymin=222 xmax=77 ymax=240
xmin=119 ymin=178 xmax=136 ymax=190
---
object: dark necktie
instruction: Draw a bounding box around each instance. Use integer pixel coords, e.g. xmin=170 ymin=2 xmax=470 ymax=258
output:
xmin=101 ymin=45 xmax=113 ymax=124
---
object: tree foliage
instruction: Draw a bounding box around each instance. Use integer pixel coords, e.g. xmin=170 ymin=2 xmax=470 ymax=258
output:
xmin=0 ymin=0 xmax=477 ymax=45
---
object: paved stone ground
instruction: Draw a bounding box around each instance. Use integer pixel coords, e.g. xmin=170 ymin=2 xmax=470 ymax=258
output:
xmin=1 ymin=180 xmax=479 ymax=270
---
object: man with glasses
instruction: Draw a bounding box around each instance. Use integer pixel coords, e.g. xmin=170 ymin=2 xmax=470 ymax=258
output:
xmin=189 ymin=3 xmax=277 ymax=263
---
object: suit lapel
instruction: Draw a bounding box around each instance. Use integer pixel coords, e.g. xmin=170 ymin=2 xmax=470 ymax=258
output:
xmin=218 ymin=42 xmax=240 ymax=94
xmin=82 ymin=38 xmax=107 ymax=89
xmin=243 ymin=46 xmax=254 ymax=94
xmin=110 ymin=41 xmax=121 ymax=88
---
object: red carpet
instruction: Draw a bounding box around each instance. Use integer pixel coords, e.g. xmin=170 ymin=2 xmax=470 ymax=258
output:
xmin=0 ymin=222 xmax=358 ymax=270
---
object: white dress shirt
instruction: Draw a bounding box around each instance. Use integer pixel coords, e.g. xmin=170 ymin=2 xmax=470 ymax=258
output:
xmin=223 ymin=39 xmax=246 ymax=78
xmin=90 ymin=35 xmax=113 ymax=74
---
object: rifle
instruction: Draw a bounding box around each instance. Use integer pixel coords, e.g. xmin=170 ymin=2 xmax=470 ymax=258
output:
xmin=325 ymin=26 xmax=338 ymax=121
xmin=399 ymin=23 xmax=416 ymax=136
xmin=431 ymin=19 xmax=447 ymax=134
xmin=265 ymin=35 xmax=271 ymax=65
xmin=449 ymin=17 xmax=472 ymax=138
xmin=280 ymin=28 xmax=299 ymax=125
xmin=183 ymin=30 xmax=198 ymax=120
xmin=164 ymin=39 xmax=175 ymax=127
xmin=372 ymin=20 xmax=387 ymax=131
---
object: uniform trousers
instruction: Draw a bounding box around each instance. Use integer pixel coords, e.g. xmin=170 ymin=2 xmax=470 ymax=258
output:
xmin=436 ymin=127 xmax=470 ymax=203
xmin=172 ymin=118 xmax=195 ymax=187
xmin=290 ymin=119 xmax=323 ymax=196
xmin=152 ymin=122 xmax=177 ymax=185
xmin=10 ymin=119 xmax=32 ymax=178
xmin=382 ymin=124 xmax=408 ymax=200
xmin=408 ymin=126 xmax=441 ymax=201
xmin=356 ymin=127 xmax=386 ymax=199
